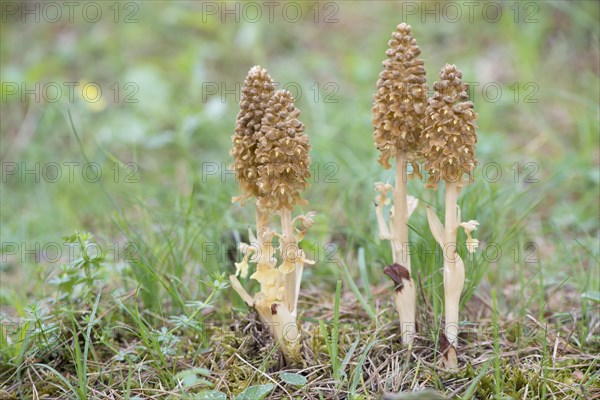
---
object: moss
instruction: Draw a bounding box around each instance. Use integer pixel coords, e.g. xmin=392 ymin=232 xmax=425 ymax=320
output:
xmin=446 ymin=359 xmax=592 ymax=399
xmin=205 ymin=317 xmax=278 ymax=393
xmin=0 ymin=391 xmax=16 ymax=400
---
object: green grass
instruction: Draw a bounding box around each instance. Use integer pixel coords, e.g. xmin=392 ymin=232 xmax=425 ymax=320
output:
xmin=1 ymin=1 xmax=599 ymax=398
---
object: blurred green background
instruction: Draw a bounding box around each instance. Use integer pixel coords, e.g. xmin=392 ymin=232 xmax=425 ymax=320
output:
xmin=1 ymin=0 xmax=598 ymax=317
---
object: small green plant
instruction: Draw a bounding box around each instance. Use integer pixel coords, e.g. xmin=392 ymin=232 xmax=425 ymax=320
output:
xmin=319 ymin=280 xmax=342 ymax=381
xmin=235 ymin=383 xmax=274 ymax=400
xmin=69 ymin=291 xmax=101 ymax=400
xmin=168 ymin=271 xmax=229 ymax=351
xmin=279 ymin=371 xmax=307 ymax=387
xmin=49 ymin=231 xmax=106 ymax=303
xmin=23 ymin=301 xmax=61 ymax=352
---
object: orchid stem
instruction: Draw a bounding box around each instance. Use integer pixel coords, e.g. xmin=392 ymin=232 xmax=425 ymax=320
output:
xmin=256 ymin=208 xmax=271 ymax=264
xmin=393 ymin=151 xmax=410 ymax=268
xmin=280 ymin=208 xmax=297 ymax=313
xmin=387 ymin=150 xmax=416 ymax=346
xmin=443 ymin=180 xmax=462 ymax=368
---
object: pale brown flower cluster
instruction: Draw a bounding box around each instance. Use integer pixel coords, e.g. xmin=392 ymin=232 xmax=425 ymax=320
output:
xmin=231 ymin=66 xmax=275 ymax=199
xmin=372 ymin=22 xmax=428 ymax=169
xmin=422 ymin=64 xmax=478 ymax=187
xmin=256 ymin=90 xmax=311 ymax=211
xmin=230 ymin=69 xmax=312 ymax=365
xmin=231 ymin=66 xmax=311 ymax=210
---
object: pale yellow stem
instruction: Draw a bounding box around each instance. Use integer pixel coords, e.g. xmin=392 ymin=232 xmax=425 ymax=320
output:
xmin=393 ymin=151 xmax=410 ymax=268
xmin=391 ymin=150 xmax=417 ymax=346
xmin=255 ymin=300 xmax=301 ymax=364
xmin=443 ymin=181 xmax=463 ymax=368
xmin=229 ymin=275 xmax=254 ymax=307
xmin=280 ymin=208 xmax=297 ymax=313
xmin=256 ymin=209 xmax=271 ymax=264
xmin=444 ymin=181 xmax=459 ymax=264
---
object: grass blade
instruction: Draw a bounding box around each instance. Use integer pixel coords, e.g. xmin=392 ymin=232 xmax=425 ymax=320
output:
xmin=339 ymin=259 xmax=376 ymax=319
